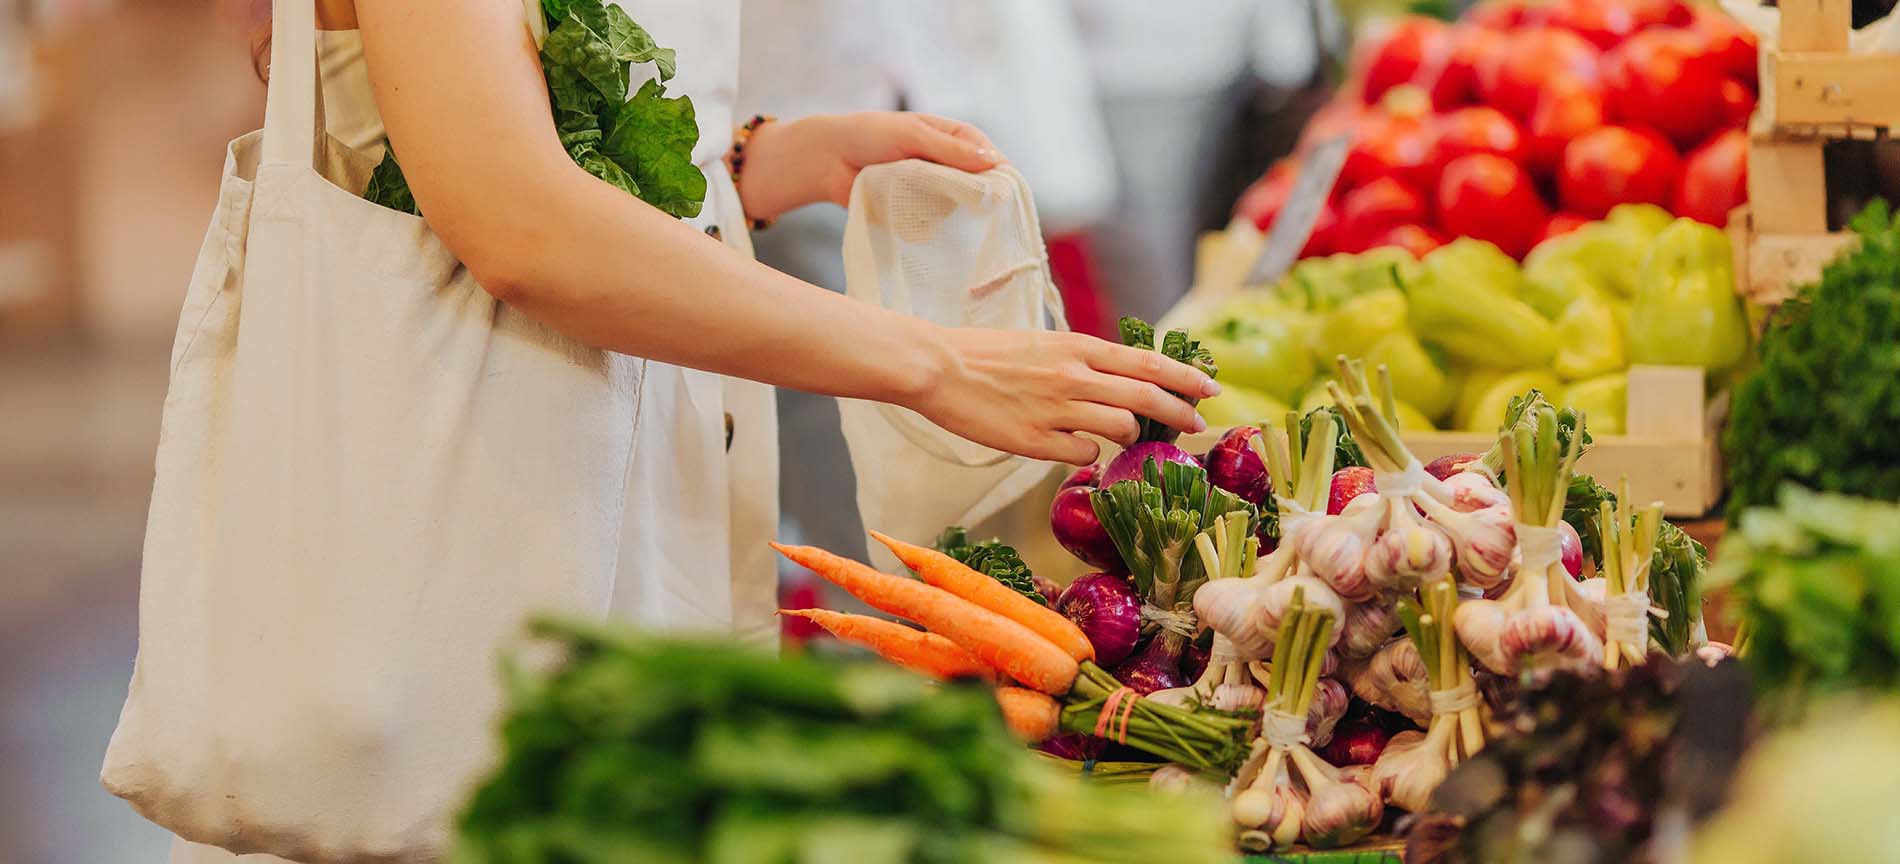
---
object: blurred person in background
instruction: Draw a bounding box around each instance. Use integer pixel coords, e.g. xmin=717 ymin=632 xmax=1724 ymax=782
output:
xmin=1070 ymin=0 xmax=1329 ymax=320
xmin=122 ymin=2 xmax=1215 ymax=862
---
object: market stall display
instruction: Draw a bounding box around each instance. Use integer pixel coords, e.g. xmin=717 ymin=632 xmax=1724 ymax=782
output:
xmin=1233 ymin=0 xmax=1755 ymax=261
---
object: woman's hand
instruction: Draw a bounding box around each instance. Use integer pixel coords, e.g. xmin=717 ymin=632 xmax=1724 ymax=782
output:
xmin=736 ymin=112 xmax=1002 ymax=223
xmin=902 ymin=327 xmax=1219 ymax=467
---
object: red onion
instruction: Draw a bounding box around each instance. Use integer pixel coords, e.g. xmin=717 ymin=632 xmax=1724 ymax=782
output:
xmin=1558 ymin=519 xmax=1584 ymax=578
xmin=1112 ymin=633 xmax=1187 ymax=694
xmin=1054 ymin=572 xmax=1143 ymax=666
xmin=1050 ymin=486 xmax=1122 ymax=571
xmin=1061 ymin=463 xmax=1102 ymax=490
xmin=1319 ymin=721 xmax=1393 ymax=766
xmin=1203 ymin=426 xmax=1270 ymax=505
xmin=1181 ymin=638 xmax=1211 ymax=683
xmin=1032 ymin=574 xmax=1062 ymax=606
xmin=1038 ymin=733 xmax=1107 ymax=761
xmin=1423 ymin=452 xmax=1481 ymax=481
xmin=1101 ymin=441 xmax=1198 ymax=487
xmin=1327 ymin=466 xmax=1377 ymax=515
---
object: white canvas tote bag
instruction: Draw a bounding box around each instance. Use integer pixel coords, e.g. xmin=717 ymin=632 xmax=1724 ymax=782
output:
xmin=837 ymin=160 xmax=1065 ymax=569
xmin=99 ymin=2 xmax=639 ymax=860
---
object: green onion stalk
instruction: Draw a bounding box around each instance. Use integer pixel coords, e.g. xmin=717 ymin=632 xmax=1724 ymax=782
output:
xmin=1057 ymin=661 xmax=1256 ymax=774
xmin=1596 ymin=476 xmax=1665 ymax=670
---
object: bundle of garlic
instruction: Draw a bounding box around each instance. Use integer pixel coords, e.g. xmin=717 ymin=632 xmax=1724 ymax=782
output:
xmin=1371 ymin=580 xmax=1487 ymax=811
xmin=1453 ymin=399 xmax=1606 ymax=676
xmin=1321 ymin=358 xmax=1516 ymax=596
xmin=1229 ymin=590 xmax=1383 ymax=851
xmin=1593 ymin=477 xmax=1665 ymax=670
xmin=1192 ymin=415 xmax=1347 ymax=662
xmin=1150 ymin=512 xmax=1266 ymax=712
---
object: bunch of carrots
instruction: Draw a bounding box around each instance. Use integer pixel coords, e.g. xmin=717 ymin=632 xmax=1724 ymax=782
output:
xmin=776 ymin=532 xmax=1254 ymax=774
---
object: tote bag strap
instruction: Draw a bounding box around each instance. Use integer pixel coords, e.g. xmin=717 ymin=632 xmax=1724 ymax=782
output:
xmin=261 ymin=0 xmax=323 ymax=170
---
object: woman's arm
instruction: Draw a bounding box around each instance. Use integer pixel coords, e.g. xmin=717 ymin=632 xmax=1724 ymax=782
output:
xmin=353 ymin=0 xmax=1213 ymax=464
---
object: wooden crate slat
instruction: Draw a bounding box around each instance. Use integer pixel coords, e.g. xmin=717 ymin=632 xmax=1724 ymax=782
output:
xmin=1769 ymin=51 xmax=1900 ymax=129
xmin=1746 ymin=136 xmax=1830 ymax=233
xmin=1744 ymin=230 xmax=1856 ymax=304
xmin=1778 ymin=0 xmax=1851 ymax=52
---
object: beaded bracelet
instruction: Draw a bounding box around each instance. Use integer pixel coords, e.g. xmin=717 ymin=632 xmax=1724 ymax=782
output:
xmin=726 ymin=113 xmax=776 ymax=232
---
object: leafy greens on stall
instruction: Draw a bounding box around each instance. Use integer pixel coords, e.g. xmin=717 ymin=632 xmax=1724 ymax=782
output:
xmin=455 ymin=617 xmax=1233 ymax=864
xmin=365 ymin=0 xmax=705 ymax=219
xmin=933 ymin=527 xmax=1043 ymax=607
xmin=1724 ymin=200 xmax=1900 ymax=521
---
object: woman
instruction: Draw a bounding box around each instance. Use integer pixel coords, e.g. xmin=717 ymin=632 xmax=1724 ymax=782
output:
xmin=121 ymin=1 xmax=1216 ymax=862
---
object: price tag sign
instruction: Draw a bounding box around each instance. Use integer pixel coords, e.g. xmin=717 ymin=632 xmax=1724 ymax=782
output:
xmin=1243 ymin=135 xmax=1349 ymax=287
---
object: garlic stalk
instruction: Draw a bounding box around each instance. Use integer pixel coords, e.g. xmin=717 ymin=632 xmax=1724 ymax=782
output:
xmin=1597 ymin=475 xmax=1664 ymax=670
xmin=1154 ymin=513 xmax=1266 ymax=710
xmin=1227 ymin=589 xmax=1346 ymax=848
xmin=1493 ymin=402 xmax=1606 ymax=674
xmin=1325 ymin=356 xmax=1513 ymax=588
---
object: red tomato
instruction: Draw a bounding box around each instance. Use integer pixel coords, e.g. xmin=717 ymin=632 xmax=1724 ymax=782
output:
xmin=1687 ymin=5 xmax=1758 ymax=85
xmin=1367 ymin=223 xmax=1450 ymax=257
xmin=1435 ymin=153 xmax=1550 ymax=258
xmin=1525 ymin=80 xmax=1605 ymax=174
xmin=1538 ymin=212 xmax=1592 ymax=244
xmin=1603 ymin=28 xmax=1728 ymax=147
xmin=1430 ymin=106 xmax=1527 ymax=176
xmin=1478 ymin=27 xmax=1601 ymax=120
xmin=1546 ymin=0 xmax=1642 ymax=48
xmin=1557 ymin=125 xmax=1681 ymax=218
xmin=1337 ymin=178 xmax=1430 ymax=251
xmin=1466 ymin=0 xmax=1545 ymax=29
xmin=1358 ymin=17 xmax=1455 ymax=104
xmin=1341 ymin=109 xmax=1435 ymax=191
xmin=1435 ymin=27 xmax=1506 ymax=111
xmin=1718 ymin=78 xmax=1756 ymax=127
xmin=1234 ymin=160 xmax=1298 ymax=231
xmin=1674 ymin=128 xmax=1747 ymax=226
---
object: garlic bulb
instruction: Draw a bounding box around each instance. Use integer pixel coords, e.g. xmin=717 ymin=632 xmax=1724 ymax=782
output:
xmin=1192 ymin=577 xmax=1273 ymax=660
xmin=1372 ymin=721 xmax=1457 ymax=812
xmin=1417 ymin=496 xmax=1516 ymax=588
xmin=1439 ymin=470 xmax=1509 ymax=512
xmin=1306 ymin=677 xmax=1350 ymax=747
xmin=1453 ymin=599 xmax=1517 ymax=676
xmin=1501 ymin=603 xmax=1604 ymax=670
xmin=1296 ymin=513 xmax=1380 ymax=602
xmin=1149 ymin=763 xmax=1221 ymax=796
xmin=1302 ymin=777 xmax=1385 ymax=848
xmin=1260 ymin=575 xmax=1347 ymax=646
xmin=1351 ymin=638 xmax=1432 ymax=724
xmin=1341 ymin=597 xmax=1405 ymax=659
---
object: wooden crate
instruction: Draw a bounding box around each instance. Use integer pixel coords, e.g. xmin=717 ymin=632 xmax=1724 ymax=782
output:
xmin=1737 ymin=0 xmax=1896 ymax=304
xmin=1160 ymin=227 xmax=1725 ymax=517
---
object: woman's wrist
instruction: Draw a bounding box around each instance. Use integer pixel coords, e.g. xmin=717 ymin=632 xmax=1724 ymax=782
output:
xmin=732 ymin=115 xmax=833 ymax=224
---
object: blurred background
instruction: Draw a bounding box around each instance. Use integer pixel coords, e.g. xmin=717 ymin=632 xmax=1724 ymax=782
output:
xmin=0 ymin=0 xmax=1346 ymax=860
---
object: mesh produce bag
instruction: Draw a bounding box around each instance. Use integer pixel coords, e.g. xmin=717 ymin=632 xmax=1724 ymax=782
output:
xmin=838 ymin=160 xmax=1067 ymax=569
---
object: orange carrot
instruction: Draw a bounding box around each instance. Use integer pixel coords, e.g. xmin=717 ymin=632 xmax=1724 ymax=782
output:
xmin=869 ymin=530 xmax=1096 ymax=663
xmin=771 ymin=542 xmax=1079 ymax=694
xmin=779 ymin=608 xmax=993 ymax=681
xmin=995 ymin=685 xmax=1061 ymax=743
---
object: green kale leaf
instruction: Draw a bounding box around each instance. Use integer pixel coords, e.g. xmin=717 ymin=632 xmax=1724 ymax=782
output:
xmin=934 ymin=526 xmax=1043 ymax=606
xmin=1725 ymin=199 xmax=1900 ymax=521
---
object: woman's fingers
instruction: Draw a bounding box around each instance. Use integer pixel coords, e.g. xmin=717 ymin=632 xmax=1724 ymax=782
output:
xmin=1076 ymin=374 xmax=1205 ymax=436
xmin=1063 ymin=402 xmax=1144 ymax=448
xmin=1086 ymin=340 xmax=1221 ymax=400
xmin=1031 ymin=431 xmax=1102 ymax=467
xmin=903 ymin=115 xmax=1002 ymax=174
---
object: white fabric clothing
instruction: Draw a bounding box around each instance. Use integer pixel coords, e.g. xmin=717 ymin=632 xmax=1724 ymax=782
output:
xmin=150 ymin=3 xmax=773 ymax=862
